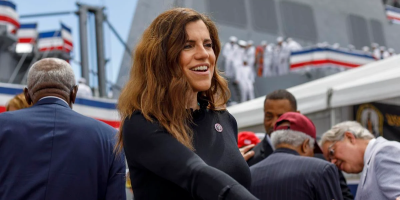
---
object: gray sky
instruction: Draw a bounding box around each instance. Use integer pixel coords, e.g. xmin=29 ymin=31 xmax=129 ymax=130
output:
xmin=13 ymin=0 xmax=138 ymax=87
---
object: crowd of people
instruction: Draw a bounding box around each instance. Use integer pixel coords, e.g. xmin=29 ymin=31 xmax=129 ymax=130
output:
xmin=239 ymin=89 xmax=400 ymax=200
xmin=222 ymin=36 xmax=302 ymax=103
xmin=1 ymin=7 xmax=400 ymax=200
xmin=363 ymin=43 xmax=397 ymax=59
xmin=223 ymin=35 xmax=397 ymax=104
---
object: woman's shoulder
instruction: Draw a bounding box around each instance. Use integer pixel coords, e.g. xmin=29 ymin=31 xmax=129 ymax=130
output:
xmin=125 ymin=110 xmax=145 ymax=122
xmin=123 ymin=110 xmax=163 ymax=133
xmin=207 ymin=109 xmax=237 ymax=125
xmin=207 ymin=108 xmax=232 ymax=116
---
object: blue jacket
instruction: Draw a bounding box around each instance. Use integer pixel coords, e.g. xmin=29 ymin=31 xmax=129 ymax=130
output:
xmin=0 ymin=98 xmax=126 ymax=200
xmin=250 ymin=148 xmax=343 ymax=200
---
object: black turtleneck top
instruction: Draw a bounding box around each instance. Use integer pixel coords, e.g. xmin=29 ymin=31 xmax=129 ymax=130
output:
xmin=122 ymin=99 xmax=256 ymax=200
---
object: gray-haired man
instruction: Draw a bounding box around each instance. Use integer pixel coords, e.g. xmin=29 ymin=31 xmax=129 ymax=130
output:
xmin=0 ymin=58 xmax=126 ymax=200
xmin=250 ymin=112 xmax=343 ymax=200
xmin=320 ymin=121 xmax=400 ymax=200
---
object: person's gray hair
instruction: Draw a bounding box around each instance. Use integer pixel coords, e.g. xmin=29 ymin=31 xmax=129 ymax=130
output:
xmin=320 ymin=121 xmax=375 ymax=146
xmin=27 ymin=58 xmax=76 ymax=101
xmin=271 ymin=130 xmax=315 ymax=149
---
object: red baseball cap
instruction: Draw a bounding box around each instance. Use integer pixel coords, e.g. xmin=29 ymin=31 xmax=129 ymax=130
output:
xmin=238 ymin=131 xmax=260 ymax=148
xmin=273 ymin=112 xmax=322 ymax=153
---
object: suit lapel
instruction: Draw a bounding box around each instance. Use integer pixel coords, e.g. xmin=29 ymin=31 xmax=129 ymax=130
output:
xmin=263 ymin=139 xmax=274 ymax=157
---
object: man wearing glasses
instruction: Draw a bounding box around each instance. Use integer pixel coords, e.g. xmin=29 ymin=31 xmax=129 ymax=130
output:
xmin=320 ymin=121 xmax=400 ymax=200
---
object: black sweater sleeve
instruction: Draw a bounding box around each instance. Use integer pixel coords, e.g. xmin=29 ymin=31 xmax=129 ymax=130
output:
xmin=123 ymin=112 xmax=257 ymax=200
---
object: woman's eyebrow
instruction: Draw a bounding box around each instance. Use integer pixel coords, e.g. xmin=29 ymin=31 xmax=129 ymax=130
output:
xmin=185 ymin=39 xmax=212 ymax=42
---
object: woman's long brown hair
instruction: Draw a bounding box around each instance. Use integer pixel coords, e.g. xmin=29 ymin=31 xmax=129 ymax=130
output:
xmin=115 ymin=8 xmax=230 ymax=153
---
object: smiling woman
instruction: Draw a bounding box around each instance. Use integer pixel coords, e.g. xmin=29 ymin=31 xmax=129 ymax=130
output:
xmin=115 ymin=7 xmax=257 ymax=200
xmin=180 ymin=20 xmax=216 ymax=108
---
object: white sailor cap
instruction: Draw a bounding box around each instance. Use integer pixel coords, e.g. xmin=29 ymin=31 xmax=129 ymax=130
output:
xmin=276 ymin=37 xmax=284 ymax=43
xmin=332 ymin=43 xmax=340 ymax=49
xmin=238 ymin=40 xmax=247 ymax=47
xmin=362 ymin=46 xmax=370 ymax=51
xmin=229 ymin=36 xmax=238 ymax=42
xmin=371 ymin=43 xmax=379 ymax=48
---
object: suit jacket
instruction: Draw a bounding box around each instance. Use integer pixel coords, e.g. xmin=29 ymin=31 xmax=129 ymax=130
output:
xmin=0 ymin=98 xmax=126 ymax=200
xmin=248 ymin=135 xmax=353 ymax=199
xmin=246 ymin=136 xmax=273 ymax=167
xmin=314 ymin=154 xmax=354 ymax=200
xmin=250 ymin=148 xmax=343 ymax=200
xmin=355 ymin=137 xmax=400 ymax=200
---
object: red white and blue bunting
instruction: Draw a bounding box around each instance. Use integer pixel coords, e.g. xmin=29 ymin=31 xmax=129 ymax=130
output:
xmin=290 ymin=47 xmax=376 ymax=71
xmin=0 ymin=0 xmax=19 ymax=33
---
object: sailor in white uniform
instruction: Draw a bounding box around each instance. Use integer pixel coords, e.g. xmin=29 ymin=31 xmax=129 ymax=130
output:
xmin=347 ymin=44 xmax=355 ymax=52
xmin=380 ymin=46 xmax=390 ymax=59
xmin=228 ymin=39 xmax=248 ymax=103
xmin=246 ymin=40 xmax=256 ymax=68
xmin=261 ymin=41 xmax=274 ymax=77
xmin=272 ymin=37 xmax=290 ymax=76
xmin=235 ymin=58 xmax=255 ymax=103
xmin=286 ymin=37 xmax=302 ymax=52
xmin=332 ymin=43 xmax=340 ymax=49
xmin=388 ymin=48 xmax=396 ymax=56
xmin=371 ymin=43 xmax=381 ymax=60
xmin=222 ymin=36 xmax=239 ymax=79
xmin=234 ymin=40 xmax=248 ymax=72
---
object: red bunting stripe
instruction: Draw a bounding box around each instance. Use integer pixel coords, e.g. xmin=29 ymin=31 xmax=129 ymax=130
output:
xmin=291 ymin=59 xmax=360 ymax=69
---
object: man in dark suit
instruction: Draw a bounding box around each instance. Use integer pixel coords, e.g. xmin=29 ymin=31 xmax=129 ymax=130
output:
xmin=246 ymin=89 xmax=298 ymax=166
xmin=0 ymin=58 xmax=126 ymax=200
xmin=250 ymin=112 xmax=343 ymax=200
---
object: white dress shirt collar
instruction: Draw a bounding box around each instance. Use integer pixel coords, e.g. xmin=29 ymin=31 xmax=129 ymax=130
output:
xmin=39 ymin=96 xmax=69 ymax=107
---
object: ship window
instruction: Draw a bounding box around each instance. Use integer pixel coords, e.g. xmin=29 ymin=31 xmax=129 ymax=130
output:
xmin=280 ymin=1 xmax=317 ymax=42
xmin=369 ymin=19 xmax=386 ymax=46
xmin=347 ymin=15 xmax=371 ymax=49
xmin=206 ymin=0 xmax=247 ymax=28
xmin=250 ymin=0 xmax=278 ymax=34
